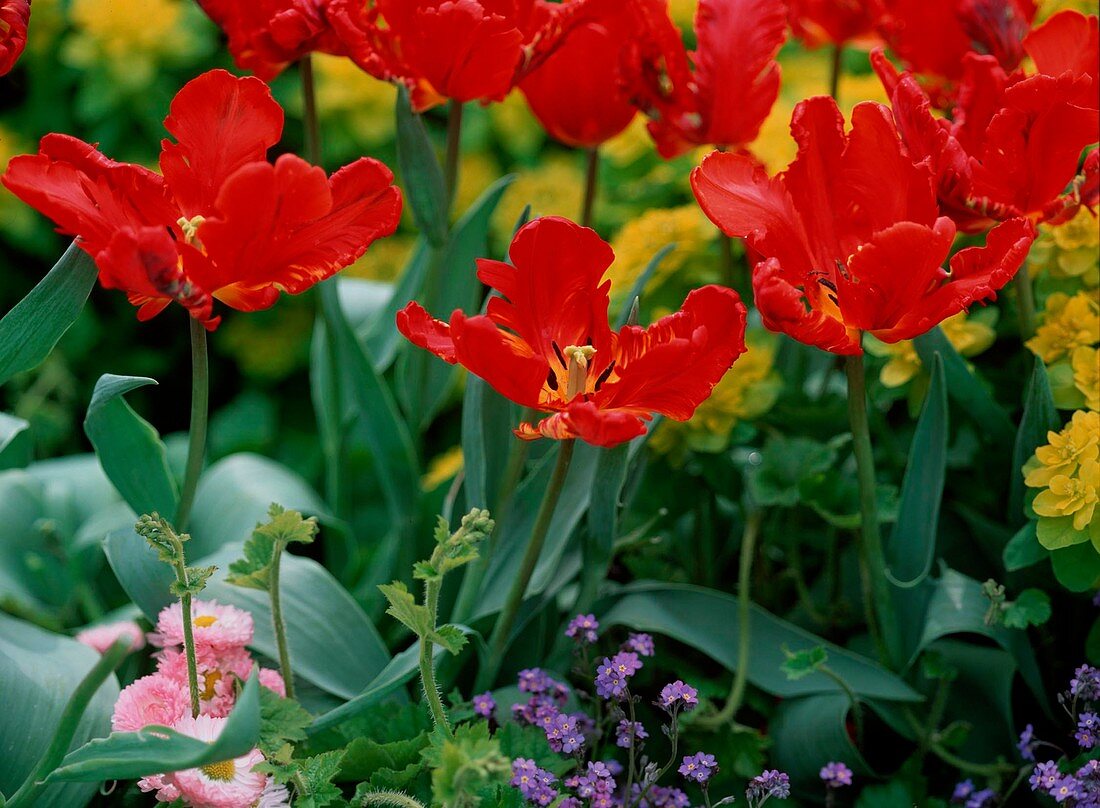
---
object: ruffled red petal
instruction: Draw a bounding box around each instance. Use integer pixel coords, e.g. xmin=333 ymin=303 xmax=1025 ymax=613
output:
xmin=0 ymin=0 xmax=29 ymax=76
xmin=396 ymin=300 xmax=459 ymax=363
xmin=1024 ymin=10 xmax=1099 ymax=109
xmin=518 ymin=403 xmax=649 ymax=448
xmin=160 ymin=69 xmax=284 ymax=218
xmin=788 ymin=0 xmax=878 ymax=47
xmin=752 ymin=258 xmax=860 ymax=354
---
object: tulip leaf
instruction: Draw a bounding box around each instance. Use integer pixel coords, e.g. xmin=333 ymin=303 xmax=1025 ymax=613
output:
xmin=770 ymin=694 xmax=873 ymax=786
xmin=460 ymin=376 xmax=518 ymax=512
xmin=1009 ymin=357 xmax=1060 ymax=524
xmin=0 ymin=412 xmax=32 ymax=470
xmin=0 ymin=243 xmax=97 ymax=387
xmin=599 ymin=582 xmax=921 ymax=702
xmin=364 ymin=239 xmax=432 ymax=372
xmin=885 ymin=353 xmax=946 ymax=588
xmin=614 ymin=243 xmax=676 ymax=328
xmin=83 ymin=375 xmax=179 ymax=520
xmin=395 ymin=88 xmax=448 ymax=248
xmin=912 ymin=326 xmax=1014 ymax=446
xmin=47 ymin=673 xmax=261 ymax=782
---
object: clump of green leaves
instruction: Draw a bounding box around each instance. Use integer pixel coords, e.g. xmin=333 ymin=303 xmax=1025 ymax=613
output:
xmin=227 ymin=503 xmax=318 ymax=591
xmin=420 ymin=723 xmax=511 ymax=807
xmin=981 ymin=579 xmax=1052 ymax=629
xmin=135 ymin=512 xmax=215 ymax=598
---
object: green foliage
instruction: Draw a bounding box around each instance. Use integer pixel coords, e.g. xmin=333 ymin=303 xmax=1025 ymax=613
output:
xmin=420 ymin=723 xmax=510 ymax=808
xmin=226 ymin=503 xmax=319 ymax=591
xmin=258 ymin=687 xmax=313 ymax=761
xmin=260 ymin=749 xmax=346 ymax=808
xmin=781 ymin=645 xmax=829 ymax=680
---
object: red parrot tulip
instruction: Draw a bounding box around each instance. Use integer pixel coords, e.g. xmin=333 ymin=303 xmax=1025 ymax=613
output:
xmin=2 ymin=70 xmax=402 ymax=328
xmin=328 ymin=0 xmax=592 ymax=113
xmin=195 ymin=0 xmax=347 ymax=80
xmin=627 ymin=0 xmax=789 ymax=159
xmin=397 ymin=216 xmax=748 ymax=447
xmin=691 ymin=96 xmax=1036 ymax=354
xmin=0 ymin=0 xmax=29 ymax=77
xmin=1023 ymin=10 xmax=1099 ymax=110
xmin=788 ymin=0 xmax=878 ymax=48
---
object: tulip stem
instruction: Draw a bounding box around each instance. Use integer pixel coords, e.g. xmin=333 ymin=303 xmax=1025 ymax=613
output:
xmin=444 ymin=100 xmax=464 ymax=209
xmin=299 ymin=56 xmax=322 ymax=165
xmin=844 ymin=353 xmax=898 ymax=667
xmin=175 ymin=317 xmax=208 ymax=533
xmin=478 ymin=439 xmax=575 ymax=690
xmin=581 ymin=147 xmax=599 ymax=228
xmin=829 ymin=44 xmax=844 ymax=101
xmin=1014 ymin=266 xmax=1036 ymax=340
xmin=269 ymin=542 xmax=295 ymax=701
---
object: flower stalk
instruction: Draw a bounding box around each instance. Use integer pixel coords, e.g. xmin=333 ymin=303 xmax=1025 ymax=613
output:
xmin=269 ymin=544 xmax=295 ymax=701
xmin=480 ymin=440 xmax=576 ymax=690
xmin=581 ymin=146 xmax=599 ymax=228
xmin=175 ymin=317 xmax=208 ymax=532
xmin=444 ymin=100 xmax=464 ymax=209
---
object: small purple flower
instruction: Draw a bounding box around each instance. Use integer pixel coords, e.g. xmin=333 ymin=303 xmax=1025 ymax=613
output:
xmin=966 ymin=788 xmax=997 ymax=808
xmin=1051 ymin=775 xmax=1083 ymax=803
xmin=658 ymin=680 xmax=699 ymax=713
xmin=615 ymin=719 xmax=648 ymax=748
xmin=565 ymin=614 xmax=600 ymax=644
xmin=624 ymin=632 xmax=655 ymax=657
xmin=1031 ymin=762 xmax=1061 ymax=792
xmin=559 ymin=799 xmax=582 ymax=808
xmin=518 ymin=668 xmax=554 ymax=694
xmin=545 ymin=711 xmax=585 ymax=754
xmin=819 ymin=761 xmax=853 ymax=788
xmin=511 ymin=758 xmax=559 ymax=806
xmin=951 ymin=780 xmax=975 ymax=803
xmin=567 ymin=761 xmax=617 ymax=800
xmin=594 ymin=652 xmax=641 ymax=700
xmin=1078 ymin=712 xmax=1099 ymax=749
xmin=1094 ymin=591 xmax=1100 ymax=608
xmin=678 ymin=752 xmax=718 ymax=784
xmin=1017 ymin=724 xmax=1036 ymax=761
xmin=630 ymin=784 xmax=690 ymax=807
xmin=1072 ymin=665 xmax=1100 ymax=701
xmin=746 ymin=769 xmax=791 ymax=802
xmin=472 ymin=691 xmax=495 ymax=719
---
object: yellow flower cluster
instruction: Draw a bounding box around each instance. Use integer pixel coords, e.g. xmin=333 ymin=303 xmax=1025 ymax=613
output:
xmin=1029 ymin=208 xmax=1100 ymax=289
xmin=606 ymin=205 xmax=716 ymax=300
xmin=0 ymin=126 xmax=36 ymax=242
xmin=1027 ymin=291 xmax=1100 ymax=411
xmin=651 ymin=331 xmax=782 ymax=458
xmin=313 ymin=55 xmax=397 ymax=145
xmin=1025 ymin=411 xmax=1100 ymax=549
xmin=493 ymin=156 xmax=583 ymax=243
xmin=867 ymin=310 xmax=997 ymax=388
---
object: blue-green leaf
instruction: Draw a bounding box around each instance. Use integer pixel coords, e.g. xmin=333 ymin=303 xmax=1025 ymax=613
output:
xmin=364 ymin=240 xmax=432 ymax=372
xmin=83 ymin=375 xmax=178 ymax=519
xmin=395 ymin=89 xmax=448 ymax=247
xmin=0 ymin=412 xmax=32 ymax=470
xmin=614 ymin=244 xmax=676 ymax=329
xmin=1009 ymin=357 xmax=1060 ymax=523
xmin=770 ymin=694 xmax=872 ymax=785
xmin=0 ymin=243 xmax=97 ymax=387
xmin=885 ymin=353 xmax=946 ymax=588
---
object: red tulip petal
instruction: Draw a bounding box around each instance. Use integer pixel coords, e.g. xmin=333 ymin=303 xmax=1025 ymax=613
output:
xmin=1024 ymin=10 xmax=1099 ymax=108
xmin=0 ymin=0 xmax=29 ymax=76
xmin=752 ymin=258 xmax=860 ymax=354
xmin=450 ymin=313 xmax=549 ymax=411
xmin=397 ymin=300 xmax=459 ymax=364
xmin=518 ymin=403 xmax=649 ymax=448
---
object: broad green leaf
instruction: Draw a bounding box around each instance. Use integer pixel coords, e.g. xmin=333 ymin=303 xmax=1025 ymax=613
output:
xmin=105 ymin=535 xmax=390 ymax=700
xmin=0 ymin=243 xmax=97 ymax=387
xmin=47 ymin=674 xmax=260 ymax=782
xmin=0 ymin=472 xmax=65 ymax=606
xmin=399 ymin=175 xmax=515 ymax=431
xmin=886 ymin=353 xmax=947 ymax=587
xmin=395 ymin=89 xmax=449 ymax=247
xmin=83 ymin=375 xmax=178 ymax=518
xmin=599 ymin=582 xmax=921 ymax=701
xmin=614 ymin=244 xmax=676 ymax=329
xmin=781 ymin=645 xmax=828 ymax=680
xmin=1009 ymin=358 xmax=1060 ymax=523
xmin=747 ymin=435 xmax=839 ymax=508
xmin=770 ymin=694 xmax=872 ymax=785
xmin=460 ymin=376 xmax=517 ymax=512
xmin=1003 ymin=522 xmax=1048 ymax=571
xmin=1051 ymin=541 xmax=1100 ymax=592
xmin=0 ymin=412 xmax=32 ymax=470
xmin=0 ymin=613 xmax=119 ymax=807
xmin=338 ymin=734 xmax=429 ymax=782
xmin=1037 ymin=514 xmax=1092 ymax=550
xmin=364 ymin=240 xmax=432 ymax=372
xmin=912 ymin=326 xmax=1014 ymax=446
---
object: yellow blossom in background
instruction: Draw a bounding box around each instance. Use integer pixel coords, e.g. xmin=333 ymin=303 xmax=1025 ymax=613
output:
xmin=422 ymin=446 xmax=464 ymax=491
xmin=0 ymin=126 xmax=37 ymax=241
xmin=314 ymin=54 xmax=397 ymax=145
xmin=62 ymin=0 xmax=208 ymax=89
xmin=454 ymin=153 xmax=503 ymax=219
xmin=607 ymin=205 xmax=715 ymax=300
xmin=867 ymin=310 xmax=998 ymax=388
xmin=1033 ymin=459 xmax=1099 ymax=531
xmin=25 ymin=0 xmax=66 ymax=53
xmin=668 ymin=0 xmax=697 ymax=28
xmin=488 ymin=91 xmax=545 ymax=160
xmin=650 ymin=331 xmax=782 ymax=458
xmin=1024 ymin=410 xmax=1100 ymax=549
xmin=1073 ymin=346 xmax=1100 ymax=411
xmin=1037 ymin=0 xmax=1099 ymax=20
xmin=218 ymin=302 xmax=313 ymax=381
xmin=604 ymin=119 xmax=657 ymax=169
xmin=1029 ymin=208 xmax=1100 ymax=288
xmin=493 ymin=156 xmax=583 ymax=243
xmin=1027 ymin=291 xmax=1100 ymax=363
xmin=343 ymin=235 xmax=417 ymax=283
xmin=1025 ymin=410 xmax=1099 ymax=487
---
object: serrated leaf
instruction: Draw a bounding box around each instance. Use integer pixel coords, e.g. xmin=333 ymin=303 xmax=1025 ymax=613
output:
xmin=259 ymin=688 xmax=312 ymax=759
xmin=379 ymin=582 xmax=433 ymax=638
xmin=781 ymin=646 xmax=829 ymax=680
xmin=169 ymin=565 xmax=216 ymax=597
xmin=297 ymin=750 xmax=346 ymax=808
xmin=433 ymin=516 xmax=450 ymax=546
xmin=256 ymin=503 xmax=319 ymax=547
xmin=226 ymin=531 xmax=277 ymax=591
xmin=412 ymin=561 xmax=441 ymax=583
xmin=430 ymin=625 xmax=467 ymax=655
xmin=1003 ymin=589 xmax=1052 ymax=629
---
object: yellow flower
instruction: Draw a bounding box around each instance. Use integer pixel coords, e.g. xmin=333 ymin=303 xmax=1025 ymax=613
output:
xmin=1033 ymin=459 xmax=1099 ymax=531
xmin=668 ymin=0 xmax=697 ymax=29
xmin=454 ymin=153 xmax=503 ymax=220
xmin=606 ymin=205 xmax=715 ymax=299
xmin=1073 ymin=346 xmax=1100 ymax=411
xmin=650 ymin=331 xmax=782 ymax=457
xmin=1026 ymin=291 xmax=1100 ymax=363
xmin=343 ymin=235 xmax=417 ymax=283
xmin=1029 ymin=208 xmax=1100 ymax=288
xmin=488 ymin=90 xmax=545 ymax=159
xmin=1037 ymin=0 xmax=1099 ymax=21
xmin=866 ymin=310 xmax=997 ymax=388
xmin=313 ymin=54 xmax=397 ymax=144
xmin=493 ymin=156 xmax=582 ymax=243
xmin=422 ymin=446 xmax=464 ymax=491
xmin=0 ymin=125 xmax=37 ymax=240
xmin=1025 ymin=410 xmax=1100 ymax=488
xmin=603 ymin=118 xmax=656 ymax=169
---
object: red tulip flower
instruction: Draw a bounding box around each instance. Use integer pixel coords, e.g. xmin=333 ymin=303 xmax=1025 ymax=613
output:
xmin=2 ymin=70 xmax=401 ymax=328
xmin=519 ymin=7 xmax=637 ymax=148
xmin=195 ymin=0 xmax=347 ymax=80
xmin=628 ymin=0 xmax=788 ymax=158
xmin=691 ymin=96 xmax=1036 ymax=354
xmin=397 ymin=217 xmax=748 ymax=447
xmin=871 ymin=0 xmax=1036 ymax=86
xmin=0 ymin=0 xmax=29 ymax=77
xmin=873 ymin=11 xmax=1099 ymax=233
xmin=788 ymin=0 xmax=878 ymax=49
xmin=328 ymin=0 xmax=592 ymax=113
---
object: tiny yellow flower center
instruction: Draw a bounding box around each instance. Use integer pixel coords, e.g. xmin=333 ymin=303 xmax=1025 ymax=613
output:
xmin=200 ymin=758 xmax=236 ymax=782
xmin=201 ymin=669 xmax=223 ymax=701
xmin=193 ymin=614 xmax=218 ymax=628
xmin=563 ymin=345 xmax=597 ymax=400
xmin=177 ymin=215 xmax=206 ymax=245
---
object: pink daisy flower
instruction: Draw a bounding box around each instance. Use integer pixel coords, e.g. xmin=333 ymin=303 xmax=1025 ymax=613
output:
xmin=155 ymin=646 xmax=253 ymax=718
xmin=137 ymin=773 xmax=180 ymax=802
xmin=257 ymin=779 xmax=291 ymax=807
xmin=111 ymin=673 xmax=190 ymax=732
xmin=150 ymin=600 xmax=254 ymax=652
xmin=162 ymin=714 xmax=266 ymax=808
xmin=256 ymin=668 xmax=286 ymax=698
xmin=75 ymin=620 xmax=146 ymax=654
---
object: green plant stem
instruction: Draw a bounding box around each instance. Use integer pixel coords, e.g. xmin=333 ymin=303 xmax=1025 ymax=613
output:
xmin=444 ymin=100 xmax=464 ymax=209
xmin=1014 ymin=266 xmax=1036 ymax=340
xmin=270 ymin=543 xmax=296 ymax=701
xmin=6 ymin=638 xmax=132 ymax=808
xmin=173 ymin=554 xmax=201 ymax=716
xmin=626 ymin=693 xmax=638 ymax=793
xmin=299 ymin=56 xmax=322 ymax=165
xmin=844 ymin=353 xmax=898 ymax=667
xmin=696 ymin=510 xmax=762 ymax=729
xmin=581 ymin=147 xmax=599 ymax=228
xmin=478 ymin=440 xmax=576 ymax=690
xmin=175 ymin=317 xmax=208 ymax=532
xmin=421 ymin=548 xmax=452 ymax=736
xmin=829 ymin=43 xmax=844 ymax=100
xmin=360 ymin=792 xmax=428 ymax=808
xmin=903 ymin=710 xmax=1016 ymax=777
xmin=821 ymin=665 xmax=864 ymax=748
